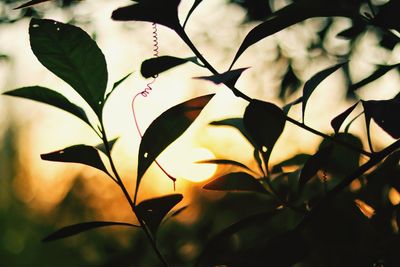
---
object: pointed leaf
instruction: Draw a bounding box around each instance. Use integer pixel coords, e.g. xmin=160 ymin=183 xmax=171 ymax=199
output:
xmin=331 ymin=102 xmax=359 ymax=134
xmin=195 ymin=68 xmax=249 ymax=88
xmin=203 ymin=172 xmax=267 ymax=194
xmin=273 ymin=153 xmax=311 ymax=171
xmin=111 ymin=1 xmax=181 ymax=31
xmin=136 ymin=194 xmax=183 ymax=235
xmin=4 ymin=86 xmax=91 ymax=126
xmin=302 ymin=62 xmax=347 ymax=122
xmin=283 ymin=96 xmax=302 ymax=115
xmin=141 ymin=56 xmax=197 ymax=78
xmin=197 ymin=159 xmax=254 ymax=173
xmin=137 ymin=94 xmax=214 ymax=187
xmin=29 ymin=18 xmax=108 ymax=116
xmin=299 ymin=145 xmax=333 ymax=188
xmin=14 ymin=0 xmax=51 ymax=9
xmin=105 ymin=72 xmax=133 ymax=101
xmin=350 ymin=63 xmax=400 ymax=91
xmin=183 ymin=0 xmax=203 ymax=28
xmin=362 ymin=99 xmax=400 ymax=139
xmin=95 ymin=137 xmax=119 ymax=155
xmin=210 ymin=118 xmax=254 ymax=145
xmin=41 ymin=145 xmax=109 ymax=174
xmin=43 ymin=221 xmax=138 ymax=242
xmin=244 ymin=100 xmax=286 ymax=170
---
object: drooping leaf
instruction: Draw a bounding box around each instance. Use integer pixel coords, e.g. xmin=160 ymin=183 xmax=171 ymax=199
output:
xmin=203 ymin=172 xmax=267 ymax=194
xmin=29 ymin=18 xmax=108 ymax=116
xmin=230 ymin=2 xmax=357 ymax=68
xmin=4 ymin=86 xmax=91 ymax=127
xmin=302 ymin=62 xmax=347 ymax=122
xmin=43 ymin=221 xmax=138 ymax=242
xmin=331 ymin=102 xmax=359 ymax=134
xmin=243 ymin=100 xmax=286 ymax=170
xmin=195 ymin=68 xmax=249 ymax=88
xmin=41 ymin=145 xmax=109 ymax=175
xmin=14 ymin=0 xmax=51 ymax=9
xmin=141 ymin=56 xmax=197 ymax=78
xmin=136 ymin=194 xmax=183 ymax=235
xmin=111 ymin=1 xmax=181 ymax=31
xmin=183 ymin=0 xmax=203 ymax=28
xmin=95 ymin=137 xmax=119 ymax=155
xmin=137 ymin=94 xmax=214 ymax=189
xmin=299 ymin=145 xmax=333 ymax=188
xmin=362 ymin=98 xmax=400 ymax=140
xmin=350 ymin=63 xmax=400 ymax=91
xmin=197 ymin=159 xmax=254 ymax=174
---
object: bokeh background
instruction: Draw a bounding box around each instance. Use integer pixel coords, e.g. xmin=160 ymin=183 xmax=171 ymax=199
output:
xmin=1 ymin=0 xmax=399 ymax=266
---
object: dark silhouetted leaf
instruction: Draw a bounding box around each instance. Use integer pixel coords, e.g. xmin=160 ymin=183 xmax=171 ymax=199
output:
xmin=203 ymin=172 xmax=267 ymax=194
xmin=111 ymin=1 xmax=181 ymax=31
xmin=299 ymin=145 xmax=333 ymax=188
xmin=136 ymin=194 xmax=183 ymax=235
xmin=141 ymin=56 xmax=197 ymax=78
xmin=41 ymin=145 xmax=109 ymax=174
xmin=336 ymin=24 xmax=366 ymax=39
xmin=350 ymin=64 xmax=400 ymax=91
xmin=4 ymin=86 xmax=90 ymax=126
xmin=29 ymin=18 xmax=108 ymax=116
xmin=43 ymin=221 xmax=138 ymax=242
xmin=195 ymin=68 xmax=249 ymax=88
xmin=210 ymin=118 xmax=254 ymax=145
xmin=373 ymin=0 xmax=400 ymax=32
xmin=105 ymin=72 xmax=133 ymax=101
xmin=283 ymin=96 xmax=302 ymax=115
xmin=244 ymin=100 xmax=286 ymax=170
xmin=137 ymin=94 xmax=214 ymax=189
xmin=183 ymin=0 xmax=203 ymax=28
xmin=273 ymin=153 xmax=311 ymax=173
xmin=279 ymin=63 xmax=301 ymax=100
xmin=362 ymin=98 xmax=400 ymax=140
xmin=197 ymin=159 xmax=254 ymax=173
xmin=302 ymin=62 xmax=347 ymax=122
xmin=95 ymin=137 xmax=119 ymax=155
xmin=169 ymin=205 xmax=188 ymax=217
xmin=230 ymin=0 xmax=273 ymax=22
xmin=230 ymin=3 xmax=356 ymax=67
xmin=14 ymin=0 xmax=50 ymax=9
xmin=331 ymin=102 xmax=359 ymax=134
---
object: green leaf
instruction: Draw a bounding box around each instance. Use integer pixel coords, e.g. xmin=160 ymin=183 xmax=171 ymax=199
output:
xmin=141 ymin=56 xmax=197 ymax=78
xmin=350 ymin=63 xmax=400 ymax=91
xmin=95 ymin=137 xmax=119 ymax=155
xmin=302 ymin=62 xmax=347 ymax=123
xmin=29 ymin=18 xmax=108 ymax=116
xmin=136 ymin=194 xmax=183 ymax=235
xmin=43 ymin=221 xmax=138 ymax=242
xmin=41 ymin=145 xmax=109 ymax=175
xmin=14 ymin=0 xmax=51 ymax=9
xmin=203 ymin=172 xmax=268 ymax=194
xmin=3 ymin=86 xmax=91 ymax=127
xmin=243 ymin=100 xmax=286 ymax=171
xmin=111 ymin=1 xmax=181 ymax=31
xmin=105 ymin=72 xmax=133 ymax=101
xmin=299 ymin=145 xmax=333 ymax=188
xmin=195 ymin=68 xmax=248 ymax=88
xmin=331 ymin=102 xmax=359 ymax=134
xmin=196 ymin=159 xmax=254 ymax=174
xmin=137 ymin=94 xmax=214 ymax=189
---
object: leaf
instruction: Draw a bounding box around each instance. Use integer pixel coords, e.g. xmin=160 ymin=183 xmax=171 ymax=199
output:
xmin=137 ymin=94 xmax=214 ymax=189
xmin=95 ymin=137 xmax=119 ymax=155
xmin=196 ymin=159 xmax=254 ymax=173
xmin=43 ymin=221 xmax=138 ymax=242
xmin=210 ymin=118 xmax=254 ymax=145
xmin=350 ymin=64 xmax=400 ymax=91
xmin=272 ymin=153 xmax=311 ymax=173
xmin=195 ymin=68 xmax=249 ymax=88
xmin=111 ymin=1 xmax=181 ymax=31
xmin=299 ymin=145 xmax=333 ymax=188
xmin=141 ymin=56 xmax=197 ymax=78
xmin=302 ymin=62 xmax=347 ymax=122
xmin=3 ymin=86 xmax=91 ymax=127
xmin=136 ymin=194 xmax=183 ymax=235
xmin=362 ymin=98 xmax=400 ymax=139
xmin=243 ymin=100 xmax=286 ymax=170
xmin=14 ymin=0 xmax=51 ymax=9
xmin=29 ymin=18 xmax=108 ymax=116
xmin=279 ymin=63 xmax=301 ymax=100
xmin=331 ymin=102 xmax=359 ymax=134
xmin=105 ymin=72 xmax=133 ymax=101
xmin=41 ymin=145 xmax=109 ymax=175
xmin=230 ymin=2 xmax=356 ymax=68
xmin=203 ymin=172 xmax=268 ymax=194
xmin=183 ymin=0 xmax=203 ymax=28
xmin=283 ymin=96 xmax=302 ymax=115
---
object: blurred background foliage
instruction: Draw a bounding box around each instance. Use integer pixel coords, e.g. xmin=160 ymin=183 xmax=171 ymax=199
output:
xmin=1 ymin=0 xmax=400 ymax=266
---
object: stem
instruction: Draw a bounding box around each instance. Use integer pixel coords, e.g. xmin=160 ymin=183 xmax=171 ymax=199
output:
xmin=99 ymin=119 xmax=169 ymax=267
